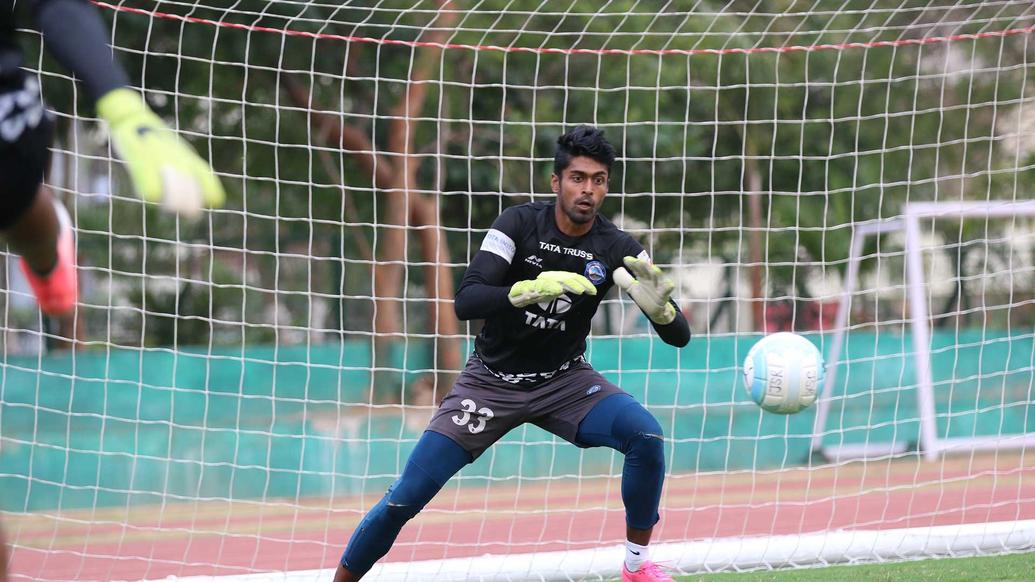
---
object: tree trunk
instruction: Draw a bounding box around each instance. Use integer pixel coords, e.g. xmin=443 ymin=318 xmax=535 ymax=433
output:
xmin=281 ymin=1 xmax=459 ymax=404
xmin=410 ymin=193 xmax=460 ymax=400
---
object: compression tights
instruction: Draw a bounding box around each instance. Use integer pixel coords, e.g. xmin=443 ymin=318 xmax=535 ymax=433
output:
xmin=339 ymin=393 xmax=665 ymax=575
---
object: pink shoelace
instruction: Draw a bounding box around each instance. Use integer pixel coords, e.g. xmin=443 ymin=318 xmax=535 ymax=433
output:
xmin=639 ymin=561 xmax=675 ymax=581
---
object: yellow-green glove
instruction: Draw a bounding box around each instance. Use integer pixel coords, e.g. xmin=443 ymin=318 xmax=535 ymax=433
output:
xmin=508 ymin=271 xmax=597 ymax=308
xmin=613 ymin=256 xmax=677 ymax=324
xmin=97 ymin=88 xmax=225 ymax=218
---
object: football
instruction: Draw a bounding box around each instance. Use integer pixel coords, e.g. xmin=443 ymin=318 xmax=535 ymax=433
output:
xmin=743 ymin=332 xmax=825 ymax=414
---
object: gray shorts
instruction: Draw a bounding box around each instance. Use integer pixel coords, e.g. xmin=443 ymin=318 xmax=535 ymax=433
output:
xmin=427 ymin=354 xmax=626 ymax=459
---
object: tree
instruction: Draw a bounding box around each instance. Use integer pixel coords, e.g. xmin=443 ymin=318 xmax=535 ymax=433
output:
xmin=281 ymin=2 xmax=461 ymax=401
xmin=24 ymin=0 xmax=1029 ymax=355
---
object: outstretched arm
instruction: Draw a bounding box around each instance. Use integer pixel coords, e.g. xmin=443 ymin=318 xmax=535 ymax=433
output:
xmin=30 ymin=0 xmax=225 ymax=216
xmin=31 ymin=0 xmax=129 ymax=101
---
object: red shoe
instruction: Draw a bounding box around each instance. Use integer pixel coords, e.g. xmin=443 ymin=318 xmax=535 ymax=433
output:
xmin=19 ymin=202 xmax=77 ymax=316
xmin=622 ymin=561 xmax=676 ymax=582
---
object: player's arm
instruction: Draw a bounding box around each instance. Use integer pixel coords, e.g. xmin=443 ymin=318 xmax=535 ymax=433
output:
xmin=29 ymin=0 xmax=224 ymax=216
xmin=28 ymin=0 xmax=127 ymax=102
xmin=614 ymin=255 xmax=691 ymax=348
xmin=455 ymin=208 xmax=525 ymax=320
xmin=455 ymin=208 xmax=595 ymax=320
xmin=454 ymin=250 xmax=514 ymax=320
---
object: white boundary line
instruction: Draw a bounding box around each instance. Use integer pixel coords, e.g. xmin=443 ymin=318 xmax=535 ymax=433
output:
xmin=149 ymin=519 xmax=1035 ymax=581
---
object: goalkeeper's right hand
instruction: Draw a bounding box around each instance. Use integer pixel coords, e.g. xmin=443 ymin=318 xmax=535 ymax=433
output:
xmin=97 ymin=88 xmax=225 ymax=218
xmin=508 ymin=271 xmax=597 ymax=308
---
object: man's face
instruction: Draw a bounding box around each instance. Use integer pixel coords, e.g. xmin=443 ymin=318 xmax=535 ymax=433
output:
xmin=552 ymin=156 xmax=609 ymax=226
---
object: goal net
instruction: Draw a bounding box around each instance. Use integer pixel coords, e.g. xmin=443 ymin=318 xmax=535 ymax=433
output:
xmin=814 ymin=201 xmax=1035 ymax=463
xmin=1 ymin=1 xmax=1033 ymax=580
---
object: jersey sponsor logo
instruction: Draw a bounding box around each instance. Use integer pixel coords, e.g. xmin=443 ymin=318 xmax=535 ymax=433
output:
xmin=523 ymin=293 xmax=570 ymax=330
xmin=539 ymin=241 xmax=594 ymax=260
xmin=586 ymin=384 xmax=601 ymax=395
xmin=584 ymin=260 xmax=606 ymax=285
xmin=481 ymin=228 xmax=516 ymax=263
xmin=538 ymin=294 xmax=571 ymax=315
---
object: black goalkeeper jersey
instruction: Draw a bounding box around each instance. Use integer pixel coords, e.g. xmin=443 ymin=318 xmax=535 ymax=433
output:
xmin=454 ymin=201 xmax=689 ymax=379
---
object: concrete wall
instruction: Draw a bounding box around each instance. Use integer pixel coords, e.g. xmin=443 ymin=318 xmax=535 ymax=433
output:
xmin=1 ymin=331 xmax=1031 ymax=511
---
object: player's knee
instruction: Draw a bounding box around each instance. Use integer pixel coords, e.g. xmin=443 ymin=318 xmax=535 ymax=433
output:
xmin=382 ymin=496 xmax=422 ymax=523
xmin=370 ymin=487 xmax=421 ymax=527
xmin=627 ymin=430 xmax=665 ymax=473
xmin=619 ymin=406 xmax=665 ymax=471
xmin=382 ymin=472 xmax=437 ymax=523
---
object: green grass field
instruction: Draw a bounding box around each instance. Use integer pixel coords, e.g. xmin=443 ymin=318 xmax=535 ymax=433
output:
xmin=663 ymin=551 xmax=1035 ymax=581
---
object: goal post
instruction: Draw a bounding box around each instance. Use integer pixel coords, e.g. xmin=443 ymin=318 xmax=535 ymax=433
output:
xmin=814 ymin=200 xmax=1035 ymax=462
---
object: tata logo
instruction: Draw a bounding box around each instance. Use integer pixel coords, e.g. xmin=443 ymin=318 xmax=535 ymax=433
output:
xmin=537 ymin=294 xmax=571 ymax=315
xmin=523 ymin=294 xmax=571 ymax=330
xmin=584 ymin=260 xmax=606 ymax=285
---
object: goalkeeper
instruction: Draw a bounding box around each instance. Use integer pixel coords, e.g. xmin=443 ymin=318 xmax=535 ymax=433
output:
xmin=0 ymin=0 xmax=224 ymax=319
xmin=335 ymin=126 xmax=690 ymax=582
xmin=0 ymin=2 xmax=222 ymax=577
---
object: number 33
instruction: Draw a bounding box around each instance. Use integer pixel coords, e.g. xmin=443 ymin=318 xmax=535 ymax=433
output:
xmin=451 ymin=398 xmax=494 ymax=434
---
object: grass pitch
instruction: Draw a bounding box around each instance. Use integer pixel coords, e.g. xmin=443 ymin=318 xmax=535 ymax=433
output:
xmin=673 ymin=551 xmax=1035 ymax=580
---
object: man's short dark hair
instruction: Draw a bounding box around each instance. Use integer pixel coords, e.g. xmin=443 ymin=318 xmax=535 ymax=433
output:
xmin=553 ymin=125 xmax=616 ymax=175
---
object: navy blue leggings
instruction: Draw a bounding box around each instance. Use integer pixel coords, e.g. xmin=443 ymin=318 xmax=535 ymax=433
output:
xmin=340 ymin=393 xmax=665 ymax=575
xmin=572 ymin=393 xmax=666 ymax=530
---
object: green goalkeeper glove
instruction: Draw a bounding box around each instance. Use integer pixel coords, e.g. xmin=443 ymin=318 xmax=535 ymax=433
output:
xmin=613 ymin=256 xmax=677 ymax=324
xmin=508 ymin=271 xmax=597 ymax=308
xmin=97 ymin=88 xmax=225 ymax=218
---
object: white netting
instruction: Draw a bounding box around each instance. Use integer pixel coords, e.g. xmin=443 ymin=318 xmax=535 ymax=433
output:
xmin=1 ymin=1 xmax=1034 ymax=580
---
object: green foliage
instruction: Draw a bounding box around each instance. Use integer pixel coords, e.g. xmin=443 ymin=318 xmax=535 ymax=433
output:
xmin=19 ymin=0 xmax=1033 ymax=346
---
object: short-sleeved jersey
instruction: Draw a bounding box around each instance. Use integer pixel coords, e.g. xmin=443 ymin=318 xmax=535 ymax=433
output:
xmin=461 ymin=201 xmax=649 ymax=379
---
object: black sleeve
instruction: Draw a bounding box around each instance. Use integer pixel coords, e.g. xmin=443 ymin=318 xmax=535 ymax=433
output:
xmin=32 ymin=0 xmax=129 ymax=101
xmin=651 ymin=305 xmax=691 ymax=348
xmin=454 ymin=207 xmax=524 ymax=321
xmin=454 ymin=252 xmax=512 ymax=321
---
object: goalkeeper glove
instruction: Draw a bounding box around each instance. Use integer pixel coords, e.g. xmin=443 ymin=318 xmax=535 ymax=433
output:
xmin=97 ymin=88 xmax=225 ymax=218
xmin=508 ymin=271 xmax=597 ymax=308
xmin=613 ymin=256 xmax=677 ymax=324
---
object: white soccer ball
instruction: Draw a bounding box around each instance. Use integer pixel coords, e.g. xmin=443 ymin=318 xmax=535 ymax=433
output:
xmin=743 ymin=332 xmax=824 ymax=414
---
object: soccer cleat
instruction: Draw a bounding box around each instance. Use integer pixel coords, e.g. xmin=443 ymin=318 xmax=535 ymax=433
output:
xmin=19 ymin=202 xmax=77 ymax=316
xmin=621 ymin=561 xmax=676 ymax=582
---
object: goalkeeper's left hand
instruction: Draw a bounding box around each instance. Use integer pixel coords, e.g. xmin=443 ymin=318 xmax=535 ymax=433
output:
xmin=613 ymin=256 xmax=677 ymax=324
xmin=97 ymin=88 xmax=225 ymax=218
